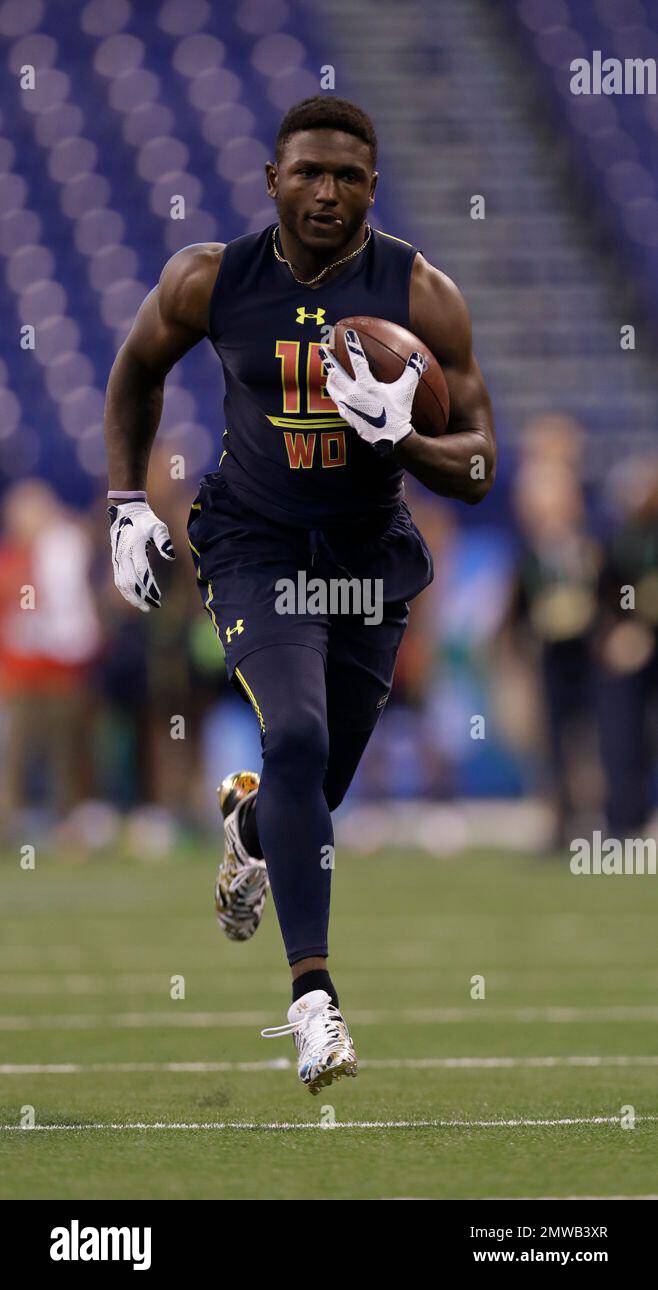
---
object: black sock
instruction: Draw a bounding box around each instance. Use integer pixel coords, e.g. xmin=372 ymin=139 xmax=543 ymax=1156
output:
xmin=238 ymin=793 xmax=263 ymax=859
xmin=292 ymin=969 xmax=339 ymax=1010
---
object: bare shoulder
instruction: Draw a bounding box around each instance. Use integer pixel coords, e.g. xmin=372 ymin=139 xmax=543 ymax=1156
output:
xmin=409 ymin=253 xmax=472 ymax=365
xmin=158 ymin=242 xmax=226 ymax=335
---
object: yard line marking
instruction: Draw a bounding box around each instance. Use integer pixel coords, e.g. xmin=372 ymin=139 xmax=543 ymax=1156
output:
xmin=3 ymin=1115 xmax=658 ymax=1132
xmin=4 ymin=1005 xmax=658 ymax=1031
xmin=0 ymin=974 xmax=184 ymax=996
xmin=0 ymin=974 xmax=288 ymax=996
xmin=3 ymin=1055 xmax=658 ymax=1075
xmin=0 ymin=1059 xmax=293 ymax=1074
xmin=366 ymin=1055 xmax=658 ymax=1069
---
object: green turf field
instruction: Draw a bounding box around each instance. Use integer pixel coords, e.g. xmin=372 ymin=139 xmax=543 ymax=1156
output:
xmin=2 ymin=843 xmax=658 ymax=1199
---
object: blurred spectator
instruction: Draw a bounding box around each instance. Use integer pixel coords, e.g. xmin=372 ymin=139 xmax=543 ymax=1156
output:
xmin=596 ymin=457 xmax=658 ymax=836
xmin=508 ymin=448 xmax=602 ymax=846
xmin=0 ymin=479 xmax=100 ymax=832
xmin=520 ymin=414 xmax=586 ymax=474
xmin=88 ymin=449 xmax=232 ymax=826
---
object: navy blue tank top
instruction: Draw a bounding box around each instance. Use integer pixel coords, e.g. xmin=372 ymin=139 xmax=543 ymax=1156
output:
xmin=208 ymin=222 xmax=419 ymax=529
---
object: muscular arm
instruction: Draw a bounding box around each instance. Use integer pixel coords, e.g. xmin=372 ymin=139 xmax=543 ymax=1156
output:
xmin=394 ymin=255 xmax=496 ymax=504
xmin=104 ymin=242 xmax=224 ymax=490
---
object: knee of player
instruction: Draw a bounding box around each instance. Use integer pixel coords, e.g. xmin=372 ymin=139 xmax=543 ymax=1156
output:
xmin=264 ymin=707 xmax=329 ymax=773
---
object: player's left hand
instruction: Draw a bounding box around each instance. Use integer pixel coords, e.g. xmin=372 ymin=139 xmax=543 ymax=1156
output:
xmin=318 ymin=329 xmax=428 ymax=456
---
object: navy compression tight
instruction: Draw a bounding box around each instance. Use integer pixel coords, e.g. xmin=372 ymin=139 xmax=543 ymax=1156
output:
xmin=232 ymin=643 xmax=376 ymax=964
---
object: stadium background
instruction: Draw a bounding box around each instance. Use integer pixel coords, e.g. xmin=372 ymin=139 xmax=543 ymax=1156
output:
xmin=2 ymin=0 xmax=657 ymax=855
xmin=1 ymin=0 xmax=658 ymax=1203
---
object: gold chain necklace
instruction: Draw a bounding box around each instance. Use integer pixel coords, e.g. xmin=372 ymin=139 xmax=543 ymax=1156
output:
xmin=272 ymin=223 xmax=371 ymax=286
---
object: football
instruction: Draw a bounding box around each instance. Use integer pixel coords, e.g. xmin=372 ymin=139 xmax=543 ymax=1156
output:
xmin=333 ymin=315 xmax=450 ymax=437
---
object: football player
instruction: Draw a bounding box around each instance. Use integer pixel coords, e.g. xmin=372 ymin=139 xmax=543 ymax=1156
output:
xmin=104 ymin=97 xmax=495 ymax=1093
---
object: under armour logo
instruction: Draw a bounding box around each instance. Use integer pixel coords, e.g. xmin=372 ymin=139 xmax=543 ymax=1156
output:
xmin=296 ymin=307 xmax=326 ymax=325
xmin=226 ymin=619 xmax=244 ymax=642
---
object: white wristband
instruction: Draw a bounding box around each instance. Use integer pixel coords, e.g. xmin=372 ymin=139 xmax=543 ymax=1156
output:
xmin=107 ymin=490 xmax=147 ymax=501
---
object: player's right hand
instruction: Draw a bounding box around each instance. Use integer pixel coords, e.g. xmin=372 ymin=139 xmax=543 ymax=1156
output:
xmin=319 ymin=330 xmax=428 ymax=457
xmin=107 ymin=500 xmax=175 ymax=612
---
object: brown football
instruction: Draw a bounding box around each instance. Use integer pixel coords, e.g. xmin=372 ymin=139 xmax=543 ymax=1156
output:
xmin=333 ymin=316 xmax=449 ymax=437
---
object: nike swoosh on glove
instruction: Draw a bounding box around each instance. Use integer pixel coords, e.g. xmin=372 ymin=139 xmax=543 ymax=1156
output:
xmin=318 ymin=328 xmax=428 ymax=457
xmin=107 ymin=500 xmax=175 ymax=612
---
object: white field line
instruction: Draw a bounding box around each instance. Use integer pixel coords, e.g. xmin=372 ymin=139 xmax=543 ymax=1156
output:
xmin=0 ymin=975 xmax=183 ymax=996
xmin=3 ymin=1055 xmax=658 ymax=1075
xmin=4 ymin=1005 xmax=658 ymax=1031
xmin=0 ymin=951 xmax=286 ymax=972
xmin=0 ymin=974 xmax=287 ymax=996
xmin=4 ymin=967 xmax=658 ymax=993
xmin=0 ymin=973 xmax=575 ymax=995
xmin=3 ymin=1115 xmax=658 ymax=1132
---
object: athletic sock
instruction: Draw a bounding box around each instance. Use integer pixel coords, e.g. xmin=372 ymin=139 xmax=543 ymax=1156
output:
xmin=238 ymin=792 xmax=263 ymax=859
xmin=292 ymin=969 xmax=339 ymax=1011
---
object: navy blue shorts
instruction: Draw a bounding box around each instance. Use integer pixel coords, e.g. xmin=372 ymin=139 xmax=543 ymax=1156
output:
xmin=187 ymin=472 xmax=434 ymax=730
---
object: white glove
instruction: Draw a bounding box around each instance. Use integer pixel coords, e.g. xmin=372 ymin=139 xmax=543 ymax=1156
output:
xmin=108 ymin=499 xmax=175 ymax=612
xmin=318 ymin=328 xmax=428 ymax=456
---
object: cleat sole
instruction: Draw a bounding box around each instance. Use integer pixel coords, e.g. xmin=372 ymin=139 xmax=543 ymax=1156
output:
xmin=305 ymin=1058 xmax=358 ymax=1094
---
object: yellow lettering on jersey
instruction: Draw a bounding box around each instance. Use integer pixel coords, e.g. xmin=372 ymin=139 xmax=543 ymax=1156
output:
xmin=274 ymin=339 xmax=347 ymax=469
xmin=296 ymin=307 xmax=326 ymax=325
xmin=321 ymin=430 xmax=346 ymax=468
xmin=284 ymin=431 xmax=316 ymax=469
xmin=226 ymin=618 xmax=244 ymax=643
xmin=275 ymin=340 xmax=301 ymax=414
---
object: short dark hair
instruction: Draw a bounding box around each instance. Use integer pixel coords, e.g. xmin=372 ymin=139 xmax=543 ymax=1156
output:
xmin=275 ymin=96 xmax=377 ymax=166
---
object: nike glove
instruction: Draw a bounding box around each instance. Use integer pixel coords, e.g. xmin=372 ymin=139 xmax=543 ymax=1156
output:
xmin=318 ymin=328 xmax=428 ymax=457
xmin=107 ymin=499 xmax=175 ymax=612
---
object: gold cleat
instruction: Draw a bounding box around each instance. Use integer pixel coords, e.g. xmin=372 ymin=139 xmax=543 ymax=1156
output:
xmin=214 ymin=770 xmax=268 ymax=942
xmin=218 ymin=769 xmax=260 ymax=816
